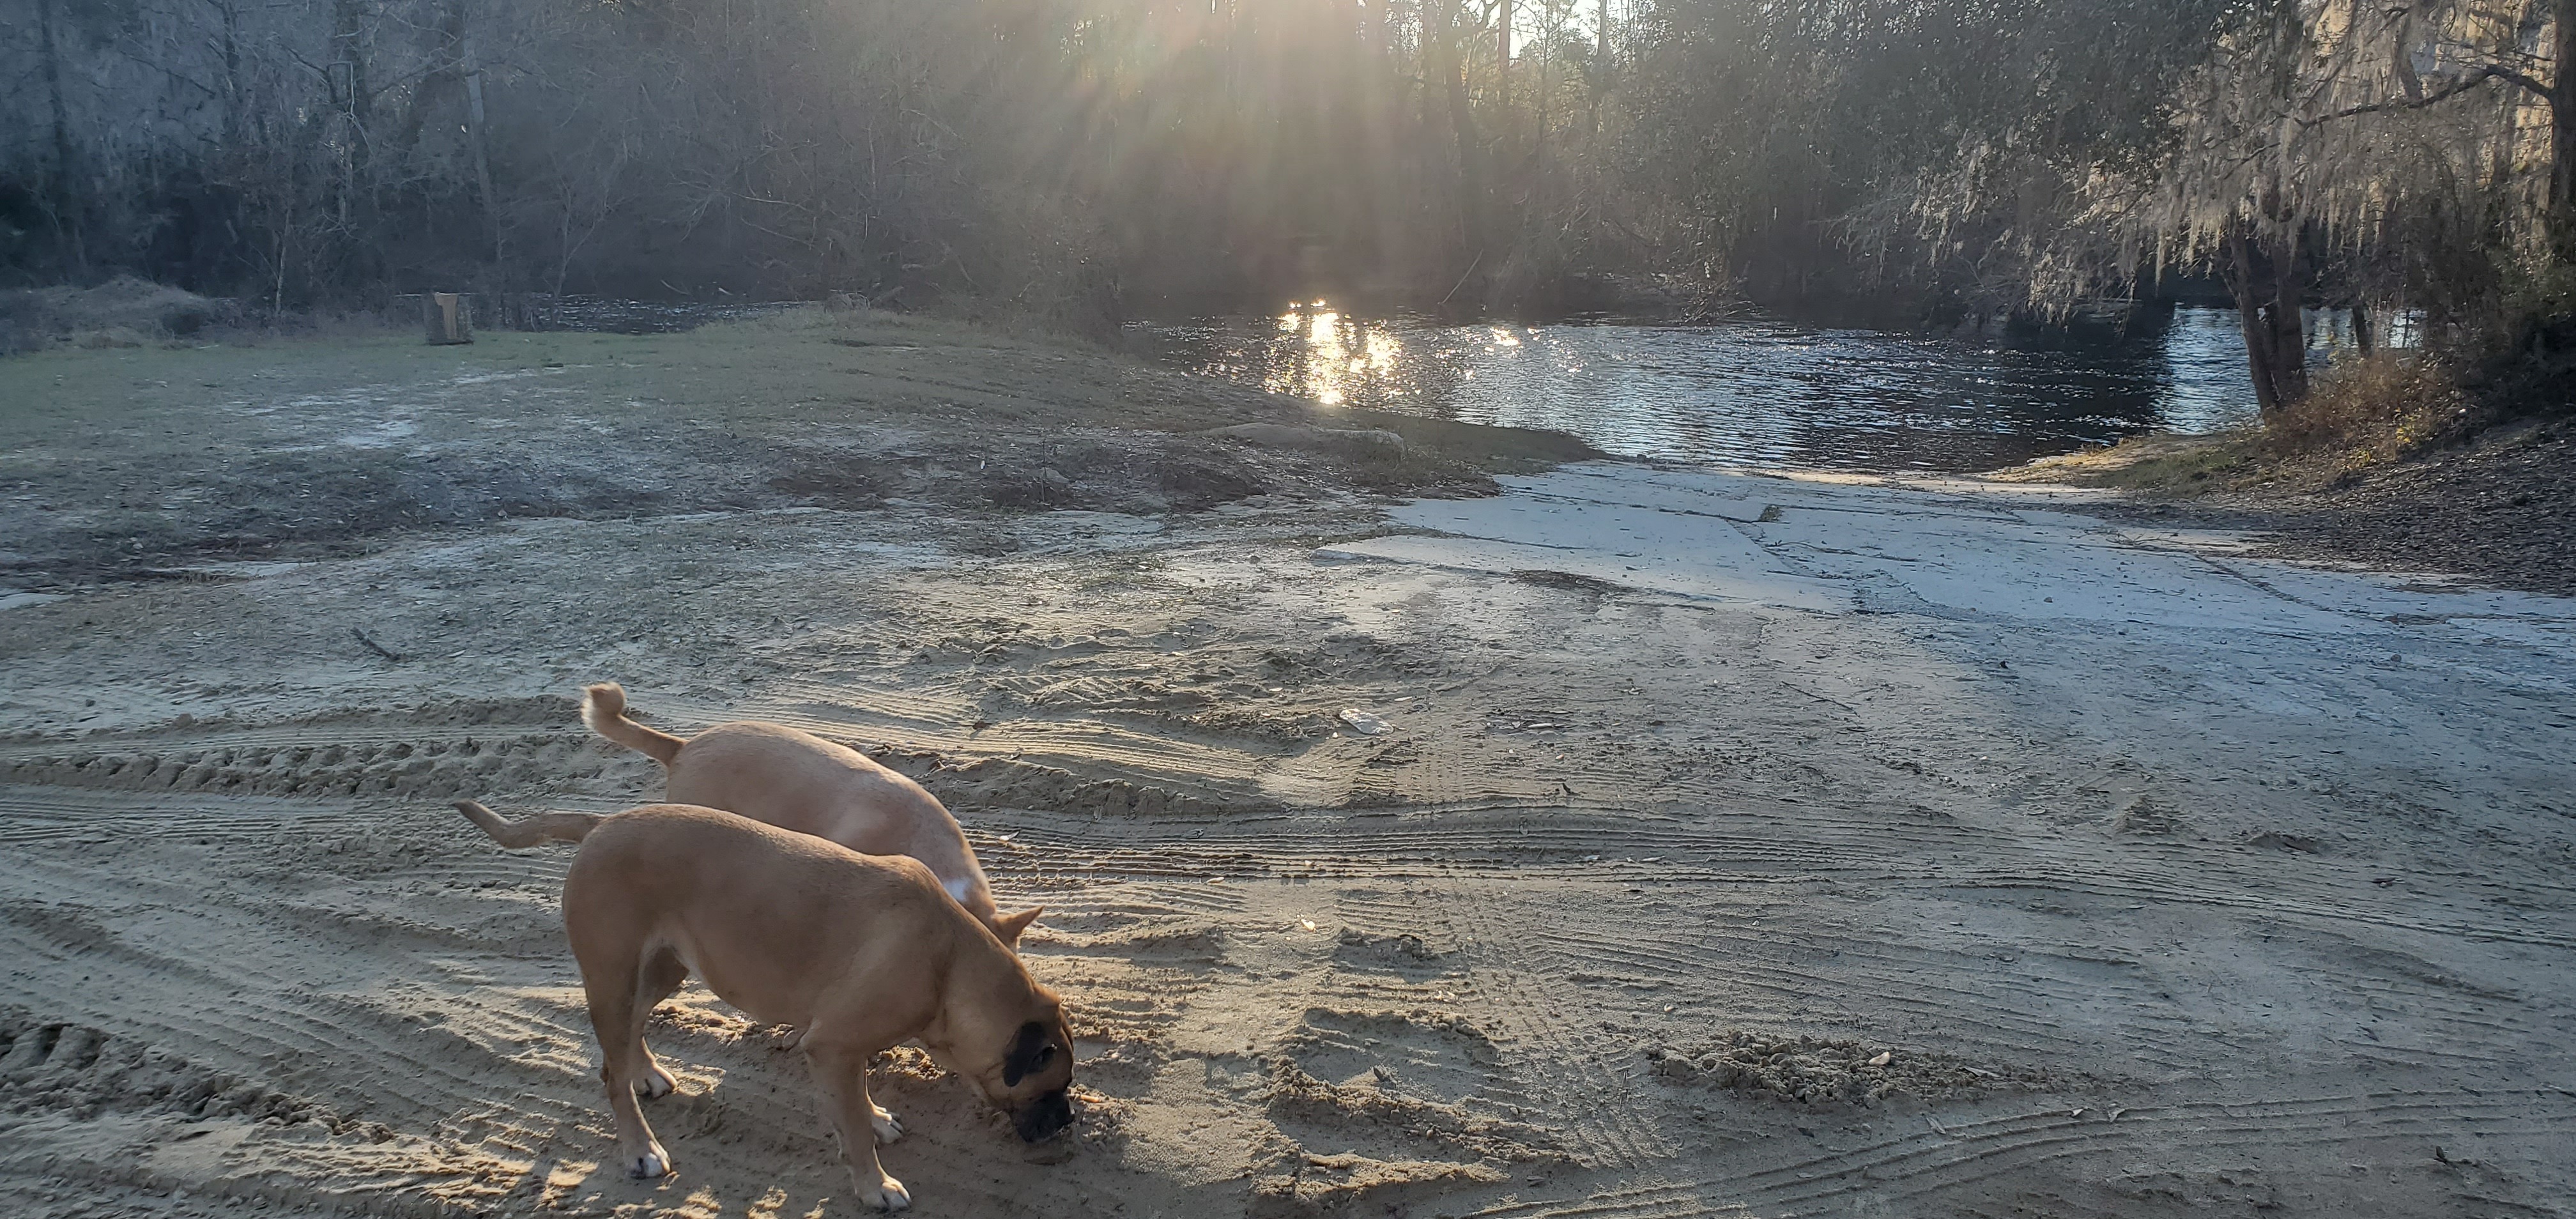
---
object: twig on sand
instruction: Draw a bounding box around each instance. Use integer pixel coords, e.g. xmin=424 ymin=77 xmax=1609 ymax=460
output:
xmin=352 ymin=627 xmax=404 ymax=663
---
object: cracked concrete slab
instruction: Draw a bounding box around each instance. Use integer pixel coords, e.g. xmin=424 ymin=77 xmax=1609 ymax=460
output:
xmin=1320 ymin=463 xmax=2576 ymax=654
xmin=1317 ymin=488 xmax=1850 ymax=612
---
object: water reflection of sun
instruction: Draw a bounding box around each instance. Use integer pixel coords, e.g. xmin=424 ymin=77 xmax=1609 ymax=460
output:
xmin=1264 ymin=300 xmax=1408 ymax=408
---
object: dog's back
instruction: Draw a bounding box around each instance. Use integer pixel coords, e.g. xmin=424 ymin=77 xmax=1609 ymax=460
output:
xmin=563 ymin=804 xmax=963 ymax=1031
xmin=579 ymin=684 xmax=1022 ymax=941
xmin=666 ymin=723 xmax=955 ymax=859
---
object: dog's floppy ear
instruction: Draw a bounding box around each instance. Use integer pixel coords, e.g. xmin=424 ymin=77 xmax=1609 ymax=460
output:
xmin=1002 ymin=1020 xmax=1056 ymax=1087
xmin=992 ymin=906 xmax=1042 ymax=946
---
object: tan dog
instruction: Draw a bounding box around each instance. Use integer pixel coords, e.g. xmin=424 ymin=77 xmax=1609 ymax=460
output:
xmin=456 ymin=800 xmax=1074 ymax=1211
xmin=575 ymin=682 xmax=1037 ymax=948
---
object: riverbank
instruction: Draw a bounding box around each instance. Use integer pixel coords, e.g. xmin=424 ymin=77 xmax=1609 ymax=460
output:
xmin=0 ymin=307 xmax=1589 ymax=589
xmin=3 ymin=317 xmax=2570 ymax=1218
xmin=2001 ymin=418 xmax=2576 ymax=597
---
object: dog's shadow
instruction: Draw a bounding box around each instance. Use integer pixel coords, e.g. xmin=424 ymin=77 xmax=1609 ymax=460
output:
xmin=493 ymin=1062 xmax=1011 ymax=1215
xmin=471 ymin=977 xmax=1108 ymax=1214
xmin=523 ymin=1006 xmax=1060 ymax=1210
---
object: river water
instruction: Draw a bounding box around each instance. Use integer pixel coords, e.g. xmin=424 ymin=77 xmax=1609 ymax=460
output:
xmin=1130 ymin=306 xmax=2315 ymax=474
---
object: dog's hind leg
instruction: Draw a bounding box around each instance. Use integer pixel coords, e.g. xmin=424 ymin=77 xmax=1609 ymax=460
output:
xmin=629 ymin=949 xmax=687 ymax=1100
xmin=804 ymin=1043 xmax=910 ymax=1211
xmin=581 ymin=951 xmax=674 ymax=1179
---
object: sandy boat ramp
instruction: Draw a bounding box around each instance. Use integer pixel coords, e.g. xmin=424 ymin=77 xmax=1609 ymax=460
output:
xmin=4 ymin=402 xmax=2572 ymax=1216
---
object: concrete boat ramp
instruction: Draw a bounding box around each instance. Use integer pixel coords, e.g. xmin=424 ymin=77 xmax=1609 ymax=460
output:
xmin=1324 ymin=462 xmax=2576 ymax=648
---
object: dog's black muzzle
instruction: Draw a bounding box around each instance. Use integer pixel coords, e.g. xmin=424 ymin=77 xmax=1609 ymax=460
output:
xmin=1014 ymin=1087 xmax=1073 ymax=1142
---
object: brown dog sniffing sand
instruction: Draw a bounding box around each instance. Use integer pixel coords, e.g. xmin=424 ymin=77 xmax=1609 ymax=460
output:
xmin=455 ymin=800 xmax=1074 ymax=1211
xmin=569 ymin=682 xmax=1038 ymax=948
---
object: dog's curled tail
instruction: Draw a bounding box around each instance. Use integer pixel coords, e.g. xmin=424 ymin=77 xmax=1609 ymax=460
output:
xmin=456 ymin=800 xmax=606 ymax=849
xmin=581 ymin=682 xmax=685 ymax=766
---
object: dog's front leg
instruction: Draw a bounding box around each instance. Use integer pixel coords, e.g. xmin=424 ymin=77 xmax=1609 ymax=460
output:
xmin=806 ymin=1044 xmax=910 ymax=1211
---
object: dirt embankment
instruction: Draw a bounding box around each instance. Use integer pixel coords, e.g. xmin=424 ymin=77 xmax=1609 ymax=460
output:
xmin=1998 ymin=419 xmax=2576 ymax=596
xmin=0 ymin=307 xmax=1592 ymax=588
xmin=0 ymin=277 xmax=239 ymax=356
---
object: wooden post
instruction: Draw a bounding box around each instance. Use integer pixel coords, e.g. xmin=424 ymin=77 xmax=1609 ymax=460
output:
xmin=425 ymin=293 xmax=473 ymax=344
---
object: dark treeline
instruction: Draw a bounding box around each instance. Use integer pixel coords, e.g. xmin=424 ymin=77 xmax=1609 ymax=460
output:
xmin=4 ymin=0 xmax=2573 ymax=411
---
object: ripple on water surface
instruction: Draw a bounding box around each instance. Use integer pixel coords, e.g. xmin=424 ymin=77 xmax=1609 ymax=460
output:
xmin=1133 ymin=307 xmax=2280 ymax=474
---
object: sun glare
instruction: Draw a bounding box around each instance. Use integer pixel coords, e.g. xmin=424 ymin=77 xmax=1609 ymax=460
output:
xmin=1256 ymin=299 xmax=1413 ymax=408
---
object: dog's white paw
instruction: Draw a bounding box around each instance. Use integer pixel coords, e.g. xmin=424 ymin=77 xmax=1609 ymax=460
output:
xmin=871 ymin=1103 xmax=904 ymax=1144
xmin=634 ymin=1064 xmax=677 ymax=1100
xmin=629 ymin=1147 xmax=671 ymax=1179
xmin=861 ymin=1174 xmax=910 ymax=1211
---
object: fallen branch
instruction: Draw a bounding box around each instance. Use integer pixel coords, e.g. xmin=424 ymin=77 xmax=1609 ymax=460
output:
xmin=351 ymin=627 xmax=404 ymax=663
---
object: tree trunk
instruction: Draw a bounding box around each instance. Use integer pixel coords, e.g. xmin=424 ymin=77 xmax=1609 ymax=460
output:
xmin=1452 ymin=31 xmax=1491 ymax=257
xmin=326 ymin=0 xmax=378 ymax=282
xmin=2229 ymin=296 xmax=2281 ymax=417
xmin=217 ymin=0 xmax=243 ymax=151
xmin=459 ymin=11 xmax=498 ymax=261
xmin=2552 ymin=0 xmax=2576 ymax=261
xmin=332 ymin=0 xmax=374 ymax=173
xmin=1425 ymin=1 xmax=1488 ymax=256
xmin=2352 ymin=303 xmax=2374 ymax=356
xmin=2223 ymin=222 xmax=2310 ymax=416
xmin=1589 ymin=0 xmax=1612 ymax=140
xmin=36 ymin=0 xmax=82 ymax=274
xmin=1420 ymin=0 xmax=1453 ymax=236
xmin=394 ymin=0 xmax=465 ymax=170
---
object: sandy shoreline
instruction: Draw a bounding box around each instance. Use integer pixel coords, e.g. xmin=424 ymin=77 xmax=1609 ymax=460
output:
xmin=3 ymin=318 xmax=2572 ymax=1218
